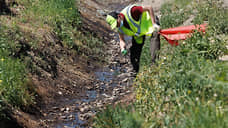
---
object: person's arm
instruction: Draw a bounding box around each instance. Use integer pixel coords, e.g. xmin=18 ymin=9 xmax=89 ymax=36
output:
xmin=142 ymin=6 xmax=160 ymax=31
xmin=142 ymin=6 xmax=156 ymax=24
xmin=119 ymin=33 xmax=126 ymax=52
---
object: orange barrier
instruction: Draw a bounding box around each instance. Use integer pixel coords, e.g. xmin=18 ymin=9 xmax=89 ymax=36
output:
xmin=159 ymin=24 xmax=207 ymax=45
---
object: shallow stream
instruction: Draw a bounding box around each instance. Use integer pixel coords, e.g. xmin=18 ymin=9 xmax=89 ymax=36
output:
xmin=54 ymin=0 xmax=136 ymax=127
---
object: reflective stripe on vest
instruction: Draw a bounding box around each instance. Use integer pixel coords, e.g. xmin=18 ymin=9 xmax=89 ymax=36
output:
xmin=126 ymin=5 xmax=142 ymax=36
xmin=120 ymin=4 xmax=141 ymax=36
xmin=118 ymin=4 xmax=155 ymax=44
xmin=119 ymin=4 xmax=154 ymax=37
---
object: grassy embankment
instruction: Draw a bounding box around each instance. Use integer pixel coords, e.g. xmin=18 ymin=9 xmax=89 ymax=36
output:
xmin=0 ymin=0 xmax=103 ymax=119
xmin=93 ymin=0 xmax=228 ymax=127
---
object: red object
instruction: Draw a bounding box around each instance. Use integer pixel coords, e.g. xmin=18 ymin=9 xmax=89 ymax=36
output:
xmin=119 ymin=5 xmax=143 ymax=29
xmin=131 ymin=6 xmax=143 ymax=21
xmin=159 ymin=24 xmax=207 ymax=45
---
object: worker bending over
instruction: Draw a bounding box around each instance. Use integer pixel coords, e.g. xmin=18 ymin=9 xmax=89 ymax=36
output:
xmin=106 ymin=4 xmax=161 ymax=73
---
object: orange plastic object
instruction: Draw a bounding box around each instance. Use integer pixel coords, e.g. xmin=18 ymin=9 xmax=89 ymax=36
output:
xmin=159 ymin=24 xmax=207 ymax=45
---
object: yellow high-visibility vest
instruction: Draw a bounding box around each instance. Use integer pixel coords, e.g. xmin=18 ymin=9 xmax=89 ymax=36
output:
xmin=118 ymin=4 xmax=154 ymax=44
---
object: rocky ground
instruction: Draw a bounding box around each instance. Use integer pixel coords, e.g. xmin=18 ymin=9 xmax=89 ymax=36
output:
xmin=38 ymin=0 xmax=166 ymax=127
xmin=42 ymin=0 xmax=137 ymax=127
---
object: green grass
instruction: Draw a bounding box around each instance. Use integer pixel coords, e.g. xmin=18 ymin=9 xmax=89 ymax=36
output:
xmin=139 ymin=38 xmax=153 ymax=68
xmin=0 ymin=25 xmax=34 ymax=117
xmin=16 ymin=0 xmax=81 ymax=48
xmin=93 ymin=0 xmax=228 ymax=127
xmin=134 ymin=42 xmax=228 ymax=127
xmin=141 ymin=0 xmax=193 ymax=67
xmin=14 ymin=0 xmax=104 ymax=56
xmin=160 ymin=0 xmax=192 ymax=28
xmin=93 ymin=105 xmax=144 ymax=128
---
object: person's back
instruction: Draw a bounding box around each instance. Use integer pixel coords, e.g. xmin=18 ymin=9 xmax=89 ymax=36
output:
xmin=106 ymin=4 xmax=160 ymax=73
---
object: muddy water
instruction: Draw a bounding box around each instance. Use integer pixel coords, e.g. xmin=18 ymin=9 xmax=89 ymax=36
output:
xmin=54 ymin=0 xmax=135 ymax=126
xmin=55 ymin=67 xmax=120 ymax=128
xmin=55 ymin=68 xmax=134 ymax=127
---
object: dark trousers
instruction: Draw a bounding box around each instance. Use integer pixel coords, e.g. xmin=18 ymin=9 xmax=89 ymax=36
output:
xmin=130 ymin=16 xmax=161 ymax=73
xmin=130 ymin=32 xmax=160 ymax=73
xmin=130 ymin=36 xmax=145 ymax=73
